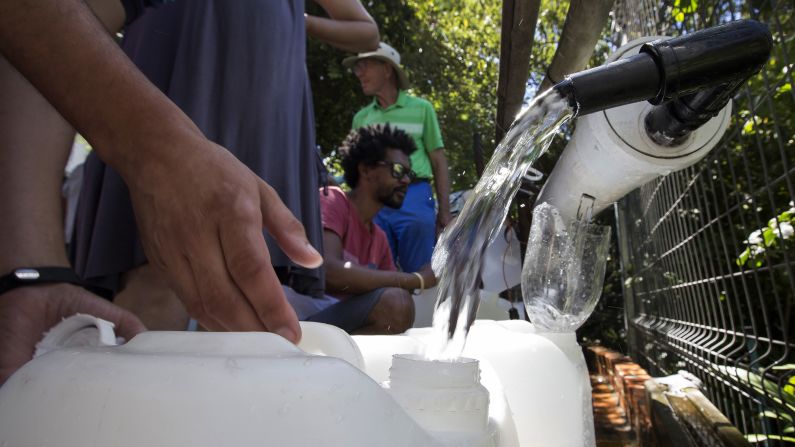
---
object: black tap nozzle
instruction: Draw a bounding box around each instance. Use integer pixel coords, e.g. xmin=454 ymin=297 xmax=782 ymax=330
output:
xmin=640 ymin=19 xmax=771 ymax=105
xmin=553 ymin=20 xmax=772 ymax=119
xmin=553 ymin=53 xmax=661 ymax=116
xmin=642 ymin=20 xmax=772 ymax=145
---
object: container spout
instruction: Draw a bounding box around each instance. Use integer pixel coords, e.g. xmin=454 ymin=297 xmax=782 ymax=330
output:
xmin=553 ymin=19 xmax=772 ymax=117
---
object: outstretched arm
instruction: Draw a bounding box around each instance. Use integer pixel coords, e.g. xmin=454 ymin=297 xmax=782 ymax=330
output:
xmin=0 ymin=0 xmax=321 ymax=340
xmin=307 ymin=0 xmax=379 ymax=53
xmin=322 ymin=231 xmax=435 ymax=295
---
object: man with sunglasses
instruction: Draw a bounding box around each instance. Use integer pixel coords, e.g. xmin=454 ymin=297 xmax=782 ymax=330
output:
xmin=344 ymin=42 xmax=452 ymax=274
xmin=299 ymin=124 xmax=436 ymax=334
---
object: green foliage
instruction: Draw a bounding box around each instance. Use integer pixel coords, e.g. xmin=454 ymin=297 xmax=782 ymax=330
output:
xmin=672 ymin=0 xmax=698 ymax=23
xmin=736 ymin=202 xmax=795 ymax=267
xmin=716 ymin=364 xmax=795 ymax=412
xmin=746 ymin=395 xmax=795 ymax=444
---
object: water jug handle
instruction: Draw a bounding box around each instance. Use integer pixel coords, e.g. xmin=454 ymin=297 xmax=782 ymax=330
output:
xmin=297 ymin=322 xmax=366 ymax=371
xmin=34 ymin=313 xmax=119 ymax=357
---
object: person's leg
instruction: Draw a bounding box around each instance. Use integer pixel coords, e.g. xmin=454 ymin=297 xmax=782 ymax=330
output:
xmin=390 ymin=182 xmax=437 ymax=272
xmin=352 ymin=287 xmax=414 ymax=335
xmin=282 ymin=285 xmax=338 ymax=321
xmin=307 ymin=287 xmax=415 ymax=335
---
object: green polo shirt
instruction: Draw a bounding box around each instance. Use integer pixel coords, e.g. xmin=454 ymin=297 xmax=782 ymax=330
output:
xmin=351 ymin=90 xmax=444 ymax=180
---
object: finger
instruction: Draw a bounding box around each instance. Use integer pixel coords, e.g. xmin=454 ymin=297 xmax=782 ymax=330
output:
xmin=220 ymin=218 xmax=301 ymax=343
xmin=165 ymin=253 xmax=227 ymax=332
xmin=258 ymin=181 xmax=323 ymax=269
xmin=132 ymin=210 xmax=226 ymax=331
xmin=146 ymin=242 xmax=226 ymax=332
xmin=187 ymin=230 xmax=269 ymax=333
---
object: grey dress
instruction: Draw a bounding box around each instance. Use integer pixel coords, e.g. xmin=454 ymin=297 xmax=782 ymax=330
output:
xmin=72 ymin=0 xmax=325 ymax=297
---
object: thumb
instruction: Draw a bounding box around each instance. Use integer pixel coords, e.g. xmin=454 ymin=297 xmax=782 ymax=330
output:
xmin=258 ymin=180 xmax=323 ymax=269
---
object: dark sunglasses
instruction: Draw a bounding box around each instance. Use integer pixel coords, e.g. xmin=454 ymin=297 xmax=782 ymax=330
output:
xmin=376 ymin=161 xmax=416 ymax=182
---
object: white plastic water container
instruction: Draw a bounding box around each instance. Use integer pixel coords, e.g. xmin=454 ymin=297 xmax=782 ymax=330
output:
xmin=0 ymin=316 xmax=593 ymax=446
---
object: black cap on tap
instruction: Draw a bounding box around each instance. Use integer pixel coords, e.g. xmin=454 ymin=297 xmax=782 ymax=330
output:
xmin=554 ymin=20 xmax=772 ymax=118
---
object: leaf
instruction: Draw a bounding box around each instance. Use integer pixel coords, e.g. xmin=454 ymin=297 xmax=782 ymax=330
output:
xmin=763 ymin=228 xmax=777 ymax=246
xmin=717 ymin=365 xmax=795 ymax=410
xmin=737 ymin=248 xmax=750 ymax=266
xmin=758 ymin=410 xmax=793 ymax=423
xmin=742 ymin=118 xmax=756 ymax=135
xmin=777 ymin=83 xmax=792 ymax=97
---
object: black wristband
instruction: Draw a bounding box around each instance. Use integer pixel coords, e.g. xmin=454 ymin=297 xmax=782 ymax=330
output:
xmin=0 ymin=267 xmax=86 ymax=296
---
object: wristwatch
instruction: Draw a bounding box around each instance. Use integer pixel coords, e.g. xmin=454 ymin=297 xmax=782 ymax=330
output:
xmin=0 ymin=267 xmax=84 ymax=295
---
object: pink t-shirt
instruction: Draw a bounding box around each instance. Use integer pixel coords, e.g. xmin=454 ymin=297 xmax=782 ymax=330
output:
xmin=320 ymin=187 xmax=396 ymax=299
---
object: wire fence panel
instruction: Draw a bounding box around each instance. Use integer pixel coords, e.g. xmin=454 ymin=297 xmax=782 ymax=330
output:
xmin=612 ymin=0 xmax=794 ymax=443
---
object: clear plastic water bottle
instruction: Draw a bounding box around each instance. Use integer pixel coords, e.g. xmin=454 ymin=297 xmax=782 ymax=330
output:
xmin=521 ymin=203 xmax=611 ymax=332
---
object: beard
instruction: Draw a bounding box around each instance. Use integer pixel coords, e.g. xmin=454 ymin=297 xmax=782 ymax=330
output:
xmin=380 ymin=186 xmax=407 ymax=209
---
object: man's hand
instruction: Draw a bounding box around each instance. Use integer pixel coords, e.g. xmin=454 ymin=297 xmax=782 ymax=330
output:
xmin=0 ymin=284 xmax=146 ymax=386
xmin=126 ymin=139 xmax=323 ymax=342
xmin=436 ymin=209 xmax=453 ymax=235
xmin=418 ymin=263 xmax=438 ymax=289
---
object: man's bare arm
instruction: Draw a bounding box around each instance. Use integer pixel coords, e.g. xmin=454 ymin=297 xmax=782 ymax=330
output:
xmin=429 ymin=148 xmax=452 ymax=232
xmin=323 ymin=230 xmax=435 ymax=295
xmin=307 ymin=0 xmax=379 ymax=53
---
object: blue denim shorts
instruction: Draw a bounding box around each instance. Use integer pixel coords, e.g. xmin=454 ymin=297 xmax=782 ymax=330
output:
xmin=305 ymin=288 xmax=386 ymax=334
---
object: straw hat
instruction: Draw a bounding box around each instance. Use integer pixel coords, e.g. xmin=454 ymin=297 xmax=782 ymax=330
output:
xmin=343 ymin=42 xmax=410 ymax=90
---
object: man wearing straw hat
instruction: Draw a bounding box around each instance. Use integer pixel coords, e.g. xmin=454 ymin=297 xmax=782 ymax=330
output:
xmin=344 ymin=42 xmax=451 ymax=274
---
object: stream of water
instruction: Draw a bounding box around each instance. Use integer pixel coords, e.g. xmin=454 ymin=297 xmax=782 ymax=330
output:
xmin=425 ymin=89 xmax=575 ymax=360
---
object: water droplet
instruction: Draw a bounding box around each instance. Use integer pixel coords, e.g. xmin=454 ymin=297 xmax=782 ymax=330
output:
xmin=336 ymin=414 xmax=345 ymax=423
xmin=278 ymin=404 xmax=290 ymax=416
xmin=303 ymin=358 xmax=312 ymax=367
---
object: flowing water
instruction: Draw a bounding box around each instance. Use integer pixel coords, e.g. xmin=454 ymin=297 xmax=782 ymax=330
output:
xmin=426 ymin=89 xmax=575 ymax=360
